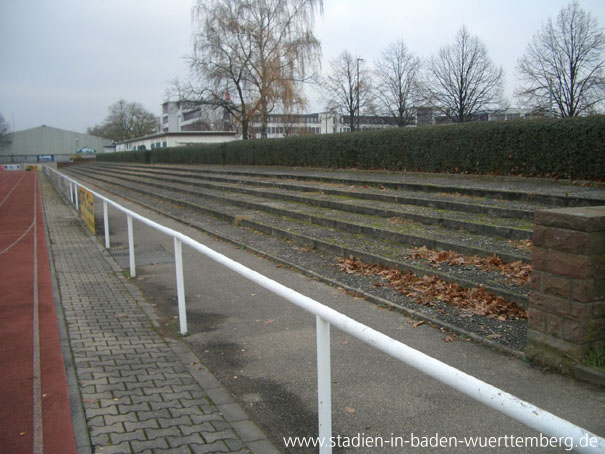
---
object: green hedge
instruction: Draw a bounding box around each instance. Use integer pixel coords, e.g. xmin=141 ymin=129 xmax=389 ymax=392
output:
xmin=98 ymin=116 xmax=605 ymax=180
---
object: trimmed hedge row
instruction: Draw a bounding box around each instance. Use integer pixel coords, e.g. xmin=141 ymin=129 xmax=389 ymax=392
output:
xmin=98 ymin=116 xmax=605 ymax=180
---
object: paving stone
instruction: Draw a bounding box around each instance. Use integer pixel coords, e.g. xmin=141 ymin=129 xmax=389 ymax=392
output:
xmin=167 ymin=433 xmax=205 ymax=448
xmin=190 ymin=441 xmax=231 ymax=453
xmin=157 ymin=415 xmax=193 ymax=429
xmin=180 ymin=423 xmax=215 ymax=437
xmin=124 ymin=419 xmax=160 ymax=432
xmin=89 ymin=422 xmax=125 ymax=437
xmin=202 ymin=429 xmax=238 ymax=444
xmin=145 ymin=426 xmax=182 ymax=441
xmin=110 ymin=428 xmax=147 ymax=445
xmin=92 ymin=441 xmax=132 ymax=454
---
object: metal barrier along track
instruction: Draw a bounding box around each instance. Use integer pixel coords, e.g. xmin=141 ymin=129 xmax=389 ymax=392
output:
xmin=44 ymin=166 xmax=604 ymax=454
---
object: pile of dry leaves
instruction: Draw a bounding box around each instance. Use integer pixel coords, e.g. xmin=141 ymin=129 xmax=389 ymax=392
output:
xmin=408 ymin=246 xmax=532 ymax=286
xmin=336 ymin=256 xmax=527 ymax=320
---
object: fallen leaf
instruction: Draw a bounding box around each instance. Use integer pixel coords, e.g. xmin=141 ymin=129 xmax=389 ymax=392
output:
xmin=344 ymin=407 xmax=356 ymax=414
xmin=335 ymin=256 xmax=527 ymax=321
xmin=444 ymin=336 xmax=456 ymax=343
xmin=408 ymin=320 xmax=425 ymax=328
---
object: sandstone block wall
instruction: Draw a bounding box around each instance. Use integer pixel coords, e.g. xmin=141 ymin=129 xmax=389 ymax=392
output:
xmin=528 ymin=206 xmax=605 ymax=370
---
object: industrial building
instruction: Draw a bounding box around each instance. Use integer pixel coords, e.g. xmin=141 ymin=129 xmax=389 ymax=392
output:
xmin=0 ymin=125 xmax=111 ymax=164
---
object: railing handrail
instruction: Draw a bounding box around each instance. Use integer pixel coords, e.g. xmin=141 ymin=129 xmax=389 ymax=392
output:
xmin=44 ymin=166 xmax=604 ymax=454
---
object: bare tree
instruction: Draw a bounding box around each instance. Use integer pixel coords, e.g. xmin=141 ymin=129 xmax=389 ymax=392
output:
xmin=242 ymin=0 xmax=322 ymax=138
xmin=87 ymin=100 xmax=157 ymax=142
xmin=190 ymin=0 xmax=259 ymax=139
xmin=0 ymin=114 xmax=12 ymax=147
xmin=374 ymin=39 xmax=420 ymax=127
xmin=421 ymin=26 xmax=505 ymax=122
xmin=191 ymin=0 xmax=322 ymax=139
xmin=516 ymin=1 xmax=605 ymax=117
xmin=322 ymin=51 xmax=374 ymax=132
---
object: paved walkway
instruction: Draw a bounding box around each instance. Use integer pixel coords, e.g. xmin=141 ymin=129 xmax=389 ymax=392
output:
xmin=39 ymin=173 xmax=278 ymax=454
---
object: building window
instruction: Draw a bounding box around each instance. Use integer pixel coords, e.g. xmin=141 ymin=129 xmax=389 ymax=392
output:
xmin=162 ymin=141 xmax=167 ymax=148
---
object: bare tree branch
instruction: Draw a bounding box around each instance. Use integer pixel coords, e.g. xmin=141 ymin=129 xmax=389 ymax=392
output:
xmin=420 ymin=26 xmax=505 ymax=122
xmin=189 ymin=0 xmax=322 ymax=139
xmin=322 ymin=51 xmax=374 ymax=131
xmin=374 ymin=39 xmax=420 ymax=127
xmin=87 ymin=100 xmax=156 ymax=142
xmin=516 ymin=1 xmax=605 ymax=116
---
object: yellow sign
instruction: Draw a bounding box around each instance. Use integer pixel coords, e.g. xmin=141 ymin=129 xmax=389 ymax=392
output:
xmin=78 ymin=187 xmax=95 ymax=234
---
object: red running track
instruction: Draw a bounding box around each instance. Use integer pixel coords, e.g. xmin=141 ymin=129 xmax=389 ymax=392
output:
xmin=0 ymin=171 xmax=76 ymax=454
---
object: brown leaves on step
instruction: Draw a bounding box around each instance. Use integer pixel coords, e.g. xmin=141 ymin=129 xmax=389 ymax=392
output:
xmin=336 ymin=257 xmax=527 ymax=320
xmin=409 ymin=246 xmax=531 ymax=286
xmin=509 ymin=239 xmax=533 ymax=251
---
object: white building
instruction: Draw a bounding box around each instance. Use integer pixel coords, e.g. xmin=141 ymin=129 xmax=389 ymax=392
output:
xmin=158 ymin=100 xmax=530 ymax=140
xmin=115 ymin=131 xmax=237 ymax=152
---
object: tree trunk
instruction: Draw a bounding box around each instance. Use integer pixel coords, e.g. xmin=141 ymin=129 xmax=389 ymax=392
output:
xmin=241 ymin=119 xmax=249 ymax=140
xmin=260 ymin=98 xmax=268 ymax=139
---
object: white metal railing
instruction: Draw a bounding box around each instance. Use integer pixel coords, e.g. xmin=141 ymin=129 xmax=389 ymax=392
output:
xmin=44 ymin=166 xmax=604 ymax=454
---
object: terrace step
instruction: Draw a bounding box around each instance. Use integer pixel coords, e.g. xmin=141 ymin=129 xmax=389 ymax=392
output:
xmin=71 ymin=165 xmax=529 ymax=263
xmin=66 ymin=165 xmax=529 ymax=308
xmin=94 ymin=162 xmax=539 ymax=219
xmin=91 ymin=163 xmax=534 ymax=239
xmin=96 ymin=162 xmax=605 ymax=207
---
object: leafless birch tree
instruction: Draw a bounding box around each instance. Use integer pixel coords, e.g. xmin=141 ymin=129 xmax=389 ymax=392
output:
xmin=190 ymin=0 xmax=322 ymax=139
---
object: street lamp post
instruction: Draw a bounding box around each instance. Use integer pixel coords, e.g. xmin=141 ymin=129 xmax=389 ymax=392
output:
xmin=356 ymin=58 xmax=364 ymax=132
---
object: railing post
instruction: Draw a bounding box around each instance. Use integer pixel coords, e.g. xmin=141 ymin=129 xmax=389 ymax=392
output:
xmin=74 ymin=184 xmax=79 ymax=211
xmin=127 ymin=214 xmax=136 ymax=278
xmin=103 ymin=200 xmax=110 ymax=249
xmin=174 ymin=237 xmax=188 ymax=336
xmin=69 ymin=182 xmax=73 ymax=203
xmin=316 ymin=315 xmax=332 ymax=453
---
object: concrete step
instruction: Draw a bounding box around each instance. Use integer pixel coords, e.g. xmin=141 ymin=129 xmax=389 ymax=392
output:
xmin=93 ymin=164 xmax=534 ymax=240
xmin=72 ymin=165 xmax=530 ymax=263
xmin=66 ymin=165 xmax=529 ymax=308
xmin=103 ymin=163 xmax=605 ymax=207
xmin=94 ymin=162 xmax=538 ymax=219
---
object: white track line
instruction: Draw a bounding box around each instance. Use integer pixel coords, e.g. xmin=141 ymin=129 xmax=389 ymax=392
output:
xmin=32 ymin=173 xmax=44 ymax=454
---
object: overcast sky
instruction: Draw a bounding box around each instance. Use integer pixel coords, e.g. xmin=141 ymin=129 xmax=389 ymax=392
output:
xmin=1 ymin=0 xmax=604 ymax=133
